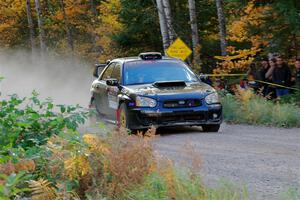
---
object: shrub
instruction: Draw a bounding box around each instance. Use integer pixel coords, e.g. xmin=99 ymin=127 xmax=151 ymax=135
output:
xmin=221 ymin=88 xmax=300 ymax=127
xmin=0 ymin=92 xmax=88 ymax=163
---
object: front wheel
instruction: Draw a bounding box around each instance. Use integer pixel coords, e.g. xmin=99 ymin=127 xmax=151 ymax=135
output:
xmin=117 ymin=103 xmax=129 ymax=129
xmin=202 ymin=124 xmax=220 ymax=132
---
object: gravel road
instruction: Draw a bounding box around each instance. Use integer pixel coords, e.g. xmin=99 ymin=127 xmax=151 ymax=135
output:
xmin=152 ymin=124 xmax=300 ymax=200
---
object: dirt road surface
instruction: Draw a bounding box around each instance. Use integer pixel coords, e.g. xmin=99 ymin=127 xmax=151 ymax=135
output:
xmin=152 ymin=124 xmax=300 ymax=200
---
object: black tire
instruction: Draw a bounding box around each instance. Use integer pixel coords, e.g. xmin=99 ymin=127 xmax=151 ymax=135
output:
xmin=202 ymin=124 xmax=220 ymax=132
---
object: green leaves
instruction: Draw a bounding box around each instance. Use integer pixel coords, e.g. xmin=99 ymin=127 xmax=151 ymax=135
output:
xmin=0 ymin=171 xmax=31 ymax=199
xmin=0 ymin=93 xmax=88 ymax=161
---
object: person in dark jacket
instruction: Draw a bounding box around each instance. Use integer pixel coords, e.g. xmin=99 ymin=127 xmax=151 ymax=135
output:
xmin=272 ymin=56 xmax=291 ymax=97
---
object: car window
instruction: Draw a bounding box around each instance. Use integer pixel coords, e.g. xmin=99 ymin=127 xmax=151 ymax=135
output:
xmin=123 ymin=60 xmax=198 ymax=85
xmin=111 ymin=63 xmax=122 ymax=82
xmin=100 ymin=63 xmax=115 ymax=80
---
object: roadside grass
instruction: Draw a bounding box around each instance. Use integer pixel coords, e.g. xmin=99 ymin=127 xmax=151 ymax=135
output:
xmin=221 ymin=88 xmax=300 ymax=128
xmin=0 ymin=92 xmax=298 ymax=199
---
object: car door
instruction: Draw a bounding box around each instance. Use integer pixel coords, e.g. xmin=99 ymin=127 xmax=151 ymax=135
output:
xmin=92 ymin=62 xmax=116 ymax=117
xmin=106 ymin=62 xmax=122 ymax=120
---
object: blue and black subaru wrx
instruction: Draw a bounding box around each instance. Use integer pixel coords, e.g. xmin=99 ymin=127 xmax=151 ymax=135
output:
xmin=90 ymin=52 xmax=222 ymax=132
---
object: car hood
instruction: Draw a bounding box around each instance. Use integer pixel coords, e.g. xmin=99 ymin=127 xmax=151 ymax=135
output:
xmin=123 ymin=81 xmax=215 ymax=100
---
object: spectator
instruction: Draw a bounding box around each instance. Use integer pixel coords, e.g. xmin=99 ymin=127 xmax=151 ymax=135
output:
xmin=264 ymin=58 xmax=277 ymax=98
xmin=246 ymin=62 xmax=260 ymax=90
xmin=259 ymin=57 xmax=270 ymax=81
xmin=272 ymin=56 xmax=291 ymax=97
xmin=247 ymin=62 xmax=259 ymax=80
xmin=258 ymin=57 xmax=270 ymax=96
xmin=265 ymin=58 xmax=276 ymax=80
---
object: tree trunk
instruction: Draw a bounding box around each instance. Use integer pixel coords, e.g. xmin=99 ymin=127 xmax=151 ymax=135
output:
xmin=26 ymin=0 xmax=35 ymax=52
xmin=156 ymin=0 xmax=170 ymax=52
xmin=188 ymin=0 xmax=201 ymax=63
xmin=34 ymin=0 xmax=46 ymax=51
xmin=216 ymin=0 xmax=227 ymax=56
xmin=162 ymin=0 xmax=175 ymax=43
xmin=59 ymin=0 xmax=74 ymax=51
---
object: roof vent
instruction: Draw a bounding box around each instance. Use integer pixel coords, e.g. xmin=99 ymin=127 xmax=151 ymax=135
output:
xmin=139 ymin=52 xmax=162 ymax=60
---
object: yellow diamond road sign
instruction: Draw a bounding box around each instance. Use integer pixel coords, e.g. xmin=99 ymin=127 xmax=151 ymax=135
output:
xmin=166 ymin=38 xmax=192 ymax=61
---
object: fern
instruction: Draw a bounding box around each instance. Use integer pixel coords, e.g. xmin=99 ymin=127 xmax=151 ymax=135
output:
xmin=29 ymin=179 xmax=57 ymax=200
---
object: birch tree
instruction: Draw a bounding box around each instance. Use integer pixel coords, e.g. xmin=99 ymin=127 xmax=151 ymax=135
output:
xmin=26 ymin=0 xmax=35 ymax=52
xmin=162 ymin=0 xmax=175 ymax=43
xmin=216 ymin=0 xmax=227 ymax=56
xmin=188 ymin=0 xmax=200 ymax=63
xmin=156 ymin=0 xmax=170 ymax=51
xmin=59 ymin=0 xmax=74 ymax=51
xmin=34 ymin=0 xmax=46 ymax=51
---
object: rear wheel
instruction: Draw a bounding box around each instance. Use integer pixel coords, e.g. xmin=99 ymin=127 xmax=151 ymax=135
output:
xmin=202 ymin=124 xmax=220 ymax=132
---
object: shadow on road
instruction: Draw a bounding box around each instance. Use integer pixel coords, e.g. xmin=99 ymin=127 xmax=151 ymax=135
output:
xmin=156 ymin=126 xmax=204 ymax=136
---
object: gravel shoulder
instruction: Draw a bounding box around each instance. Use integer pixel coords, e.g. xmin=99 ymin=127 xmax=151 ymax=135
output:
xmin=153 ymin=124 xmax=300 ymax=200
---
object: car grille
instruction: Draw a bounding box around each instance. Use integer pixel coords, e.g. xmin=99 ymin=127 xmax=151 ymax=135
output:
xmin=163 ymin=99 xmax=202 ymax=108
xmin=139 ymin=112 xmax=206 ymax=125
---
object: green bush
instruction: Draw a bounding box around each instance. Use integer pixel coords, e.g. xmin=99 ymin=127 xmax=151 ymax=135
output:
xmin=0 ymin=91 xmax=88 ymax=163
xmin=221 ymin=90 xmax=300 ymax=127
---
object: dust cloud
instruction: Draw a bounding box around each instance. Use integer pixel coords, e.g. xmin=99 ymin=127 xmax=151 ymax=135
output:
xmin=0 ymin=50 xmax=95 ymax=107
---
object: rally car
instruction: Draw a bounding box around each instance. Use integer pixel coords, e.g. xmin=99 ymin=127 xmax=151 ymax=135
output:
xmin=90 ymin=52 xmax=222 ymax=132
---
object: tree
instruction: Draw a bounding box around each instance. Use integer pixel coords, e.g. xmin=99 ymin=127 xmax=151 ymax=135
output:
xmin=162 ymin=0 xmax=175 ymax=43
xmin=95 ymin=0 xmax=123 ymax=61
xmin=34 ymin=0 xmax=46 ymax=51
xmin=26 ymin=0 xmax=35 ymax=52
xmin=188 ymin=0 xmax=200 ymax=63
xmin=113 ymin=0 xmax=161 ymax=55
xmin=58 ymin=0 xmax=74 ymax=51
xmin=156 ymin=0 xmax=170 ymax=51
xmin=90 ymin=0 xmax=97 ymax=16
xmin=215 ymin=0 xmax=227 ymax=56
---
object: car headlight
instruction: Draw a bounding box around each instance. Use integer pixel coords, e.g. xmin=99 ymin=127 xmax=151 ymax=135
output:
xmin=205 ymin=92 xmax=220 ymax=104
xmin=136 ymin=96 xmax=157 ymax=108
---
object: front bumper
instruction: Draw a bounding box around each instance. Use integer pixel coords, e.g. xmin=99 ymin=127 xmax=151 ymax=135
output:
xmin=127 ymin=104 xmax=222 ymax=129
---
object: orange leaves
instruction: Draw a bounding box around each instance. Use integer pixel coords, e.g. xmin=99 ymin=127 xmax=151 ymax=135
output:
xmin=214 ymin=47 xmax=260 ymax=74
xmin=83 ymin=133 xmax=109 ymax=154
xmin=0 ymin=160 xmax=36 ymax=175
xmin=0 ymin=0 xmax=26 ymax=46
xmin=95 ymin=0 xmax=123 ymax=61
xmin=227 ymin=0 xmax=272 ymax=47
xmin=64 ymin=155 xmax=91 ymax=180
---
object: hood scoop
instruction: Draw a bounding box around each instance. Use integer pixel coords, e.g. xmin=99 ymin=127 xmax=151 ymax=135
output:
xmin=153 ymin=81 xmax=187 ymax=88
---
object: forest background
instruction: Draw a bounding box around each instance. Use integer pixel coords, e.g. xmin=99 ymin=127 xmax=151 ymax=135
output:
xmin=0 ymin=0 xmax=300 ymax=73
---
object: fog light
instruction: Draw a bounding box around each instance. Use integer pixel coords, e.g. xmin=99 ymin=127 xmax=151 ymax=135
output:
xmin=213 ymin=113 xmax=218 ymax=119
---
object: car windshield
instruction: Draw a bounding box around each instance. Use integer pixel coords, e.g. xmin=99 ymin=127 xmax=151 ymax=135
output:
xmin=124 ymin=60 xmax=198 ymax=85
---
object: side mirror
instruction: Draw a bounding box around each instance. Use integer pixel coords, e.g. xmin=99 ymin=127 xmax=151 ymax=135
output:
xmin=106 ymin=78 xmax=119 ymax=86
xmin=93 ymin=64 xmax=106 ymax=78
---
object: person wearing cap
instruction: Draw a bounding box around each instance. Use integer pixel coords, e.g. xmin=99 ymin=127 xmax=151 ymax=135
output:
xmin=272 ymin=56 xmax=291 ymax=97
